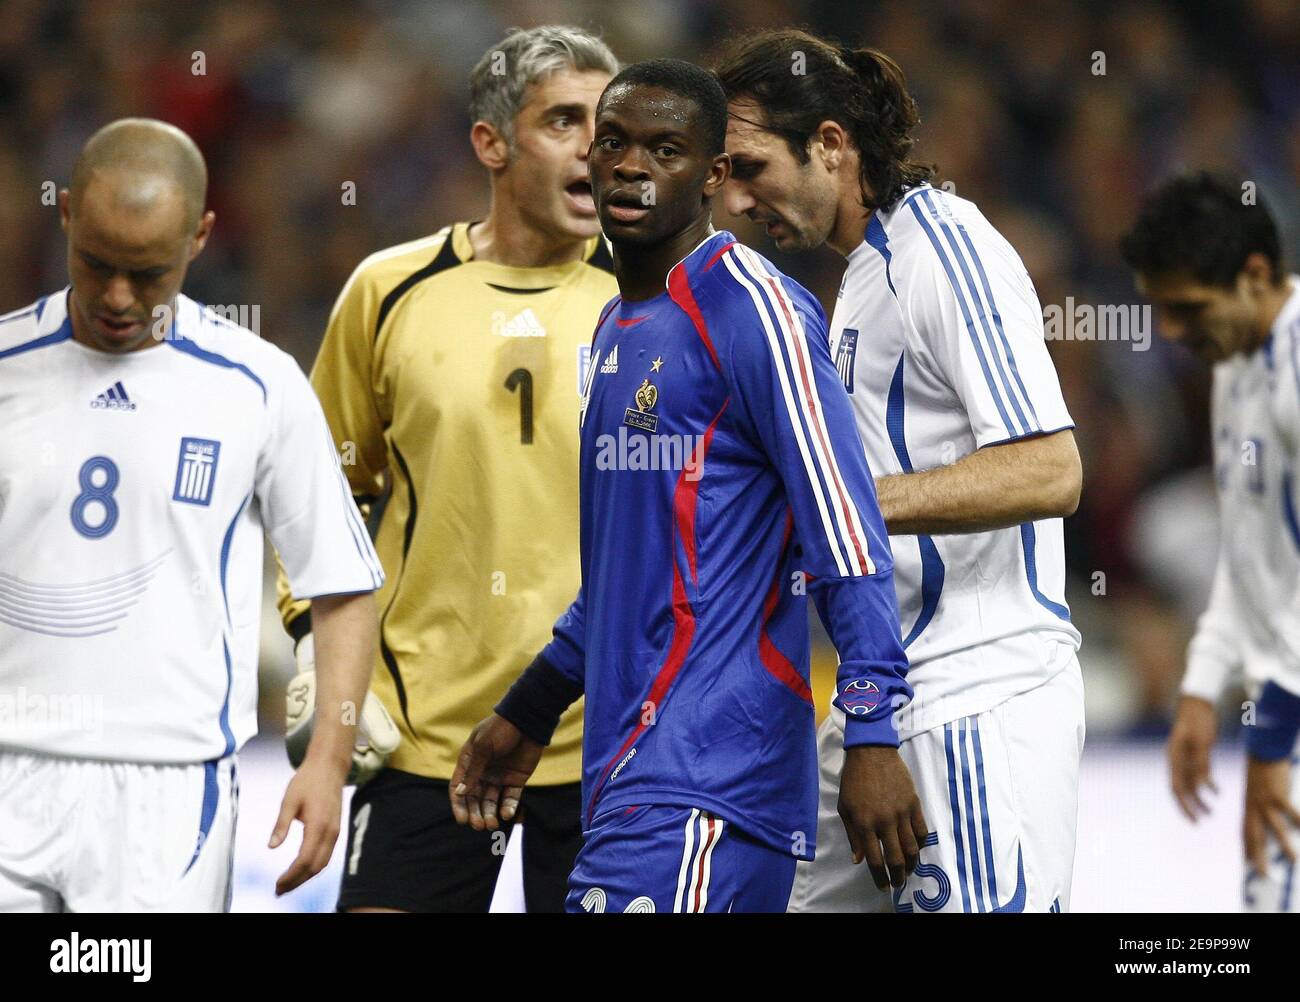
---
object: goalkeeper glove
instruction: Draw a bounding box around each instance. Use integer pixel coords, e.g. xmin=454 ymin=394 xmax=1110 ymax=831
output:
xmin=284 ymin=632 xmax=401 ymax=786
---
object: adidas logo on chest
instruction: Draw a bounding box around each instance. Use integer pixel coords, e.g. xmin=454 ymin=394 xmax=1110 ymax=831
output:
xmin=89 ymin=381 xmax=137 ymax=411
xmin=496 ymin=308 xmax=547 ymax=338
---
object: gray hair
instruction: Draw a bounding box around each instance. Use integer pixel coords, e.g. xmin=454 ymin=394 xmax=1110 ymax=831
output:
xmin=468 ymin=25 xmax=618 ymax=147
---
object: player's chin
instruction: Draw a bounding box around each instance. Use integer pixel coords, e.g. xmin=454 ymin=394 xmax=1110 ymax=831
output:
xmin=770 ymin=225 xmax=817 ymax=253
xmin=599 ymin=223 xmax=659 ymax=247
xmin=554 ymin=190 xmax=601 ymax=237
xmin=598 ymin=211 xmax=661 ymax=245
xmin=92 ymin=324 xmax=154 ymax=353
xmin=561 ymin=214 xmax=603 ymax=241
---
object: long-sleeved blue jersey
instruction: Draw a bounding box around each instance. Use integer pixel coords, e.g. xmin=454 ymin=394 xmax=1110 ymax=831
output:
xmin=542 ymin=231 xmax=909 ymax=858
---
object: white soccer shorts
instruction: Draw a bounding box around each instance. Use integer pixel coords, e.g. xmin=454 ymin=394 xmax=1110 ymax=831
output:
xmin=789 ymin=657 xmax=1085 ymax=913
xmin=0 ymin=749 xmax=238 ymax=912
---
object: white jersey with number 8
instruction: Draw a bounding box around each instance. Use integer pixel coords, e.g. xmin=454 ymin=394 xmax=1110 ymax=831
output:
xmin=0 ymin=289 xmax=383 ymax=764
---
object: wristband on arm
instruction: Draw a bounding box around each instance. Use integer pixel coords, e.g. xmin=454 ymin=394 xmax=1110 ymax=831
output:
xmin=839 ymin=673 xmax=912 ymax=749
xmin=495 ymin=654 xmax=584 ymax=747
xmin=1245 ymin=680 xmax=1300 ymax=762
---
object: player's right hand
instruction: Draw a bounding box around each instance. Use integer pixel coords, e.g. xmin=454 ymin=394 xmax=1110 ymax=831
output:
xmin=838 ymin=745 xmax=928 ymax=891
xmin=450 ymin=713 xmax=544 ymax=832
xmin=270 ymin=751 xmax=348 ymax=896
xmin=1243 ymin=753 xmax=1300 ymax=875
xmin=1168 ymin=694 xmax=1219 ymax=822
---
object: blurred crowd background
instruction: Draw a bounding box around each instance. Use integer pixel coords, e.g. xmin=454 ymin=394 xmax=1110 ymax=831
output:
xmin=3 ymin=0 xmax=1298 ymax=740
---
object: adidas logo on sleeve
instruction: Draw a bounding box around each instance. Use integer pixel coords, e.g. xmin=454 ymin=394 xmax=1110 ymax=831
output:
xmin=89 ymin=381 xmax=137 ymax=411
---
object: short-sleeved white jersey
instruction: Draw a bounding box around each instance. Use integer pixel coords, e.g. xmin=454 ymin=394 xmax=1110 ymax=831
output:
xmin=828 ymin=184 xmax=1080 ymax=731
xmin=1182 ymin=277 xmax=1300 ymax=703
xmin=0 ymin=289 xmax=384 ymax=763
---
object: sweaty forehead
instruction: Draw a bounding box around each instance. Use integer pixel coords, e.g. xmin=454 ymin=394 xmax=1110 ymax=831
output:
xmin=598 ymin=83 xmax=695 ymax=129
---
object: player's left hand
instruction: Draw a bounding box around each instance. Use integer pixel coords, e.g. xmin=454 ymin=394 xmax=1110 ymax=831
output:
xmin=1243 ymin=754 xmax=1300 ymax=875
xmin=269 ymin=753 xmax=349 ymax=896
xmin=838 ymin=745 xmax=928 ymax=891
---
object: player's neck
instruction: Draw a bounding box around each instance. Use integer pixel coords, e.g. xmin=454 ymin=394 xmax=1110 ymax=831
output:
xmin=468 ymin=202 xmax=589 ymax=269
xmin=826 ymin=178 xmax=873 ymax=258
xmin=611 ymin=214 xmax=714 ymax=302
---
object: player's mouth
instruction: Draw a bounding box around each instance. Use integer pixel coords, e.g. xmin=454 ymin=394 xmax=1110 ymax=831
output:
xmin=601 ymin=189 xmax=650 ymax=225
xmin=564 ymin=179 xmax=596 ymax=216
xmin=750 ymin=212 xmax=785 ymax=238
xmin=94 ymin=313 xmax=145 ymax=341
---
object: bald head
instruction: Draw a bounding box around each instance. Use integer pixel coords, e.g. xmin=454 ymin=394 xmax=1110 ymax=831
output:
xmin=61 ymin=118 xmax=215 ymax=354
xmin=70 ymin=118 xmax=207 ymax=233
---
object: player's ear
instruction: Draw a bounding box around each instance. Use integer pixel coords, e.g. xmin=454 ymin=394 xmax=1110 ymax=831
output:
xmin=471 ymin=120 xmax=511 ymax=171
xmin=188 ymin=209 xmax=215 ymax=261
xmin=1240 ymin=251 xmax=1274 ymax=295
xmin=814 ymin=120 xmax=849 ymax=171
xmin=58 ymin=188 xmax=72 ymax=232
xmin=704 ymin=153 xmax=731 ymax=198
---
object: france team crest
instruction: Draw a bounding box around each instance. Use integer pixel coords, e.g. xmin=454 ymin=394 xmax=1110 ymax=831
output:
xmin=172 ymin=437 xmax=221 ymax=506
xmin=835 ymin=328 xmax=859 ymax=394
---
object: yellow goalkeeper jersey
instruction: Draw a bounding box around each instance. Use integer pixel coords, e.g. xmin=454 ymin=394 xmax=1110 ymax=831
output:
xmin=278 ymin=222 xmax=616 ymax=784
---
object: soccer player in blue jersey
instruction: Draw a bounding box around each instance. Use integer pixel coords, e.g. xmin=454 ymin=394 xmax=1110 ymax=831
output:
xmin=450 ymin=59 xmax=924 ymax=912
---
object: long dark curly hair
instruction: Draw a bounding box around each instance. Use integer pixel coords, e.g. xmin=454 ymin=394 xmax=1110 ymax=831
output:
xmin=713 ymin=29 xmax=933 ymax=212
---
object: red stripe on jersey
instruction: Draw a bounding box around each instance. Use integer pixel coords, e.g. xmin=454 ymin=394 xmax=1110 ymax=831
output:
xmin=703 ymin=240 xmax=737 ymax=272
xmin=758 ymin=509 xmax=813 ymax=704
xmin=668 ymin=261 xmax=721 ymax=371
xmin=756 ymin=264 xmax=870 ymax=575
xmin=585 ymin=558 xmax=697 ymax=826
xmin=674 ymin=399 xmax=728 ymax=585
xmin=586 ymin=393 xmax=728 ymax=822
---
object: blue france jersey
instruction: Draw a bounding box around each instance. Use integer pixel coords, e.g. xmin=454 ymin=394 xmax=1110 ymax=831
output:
xmin=542 ymin=232 xmax=908 ymax=858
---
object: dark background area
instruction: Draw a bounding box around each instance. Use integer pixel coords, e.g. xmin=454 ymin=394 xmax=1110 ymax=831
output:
xmin=3 ymin=0 xmax=1298 ymax=735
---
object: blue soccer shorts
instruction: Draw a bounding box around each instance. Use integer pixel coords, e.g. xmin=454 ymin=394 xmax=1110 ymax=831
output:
xmin=566 ymin=804 xmax=797 ymax=913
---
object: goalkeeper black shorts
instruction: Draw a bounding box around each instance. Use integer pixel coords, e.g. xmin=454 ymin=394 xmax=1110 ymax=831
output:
xmin=336 ymin=767 xmax=581 ymax=912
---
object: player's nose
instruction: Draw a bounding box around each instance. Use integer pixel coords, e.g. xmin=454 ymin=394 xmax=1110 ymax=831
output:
xmin=102 ymin=274 xmax=135 ymax=314
xmin=723 ymin=180 xmax=756 ymax=218
xmin=613 ymin=146 xmax=651 ymax=180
